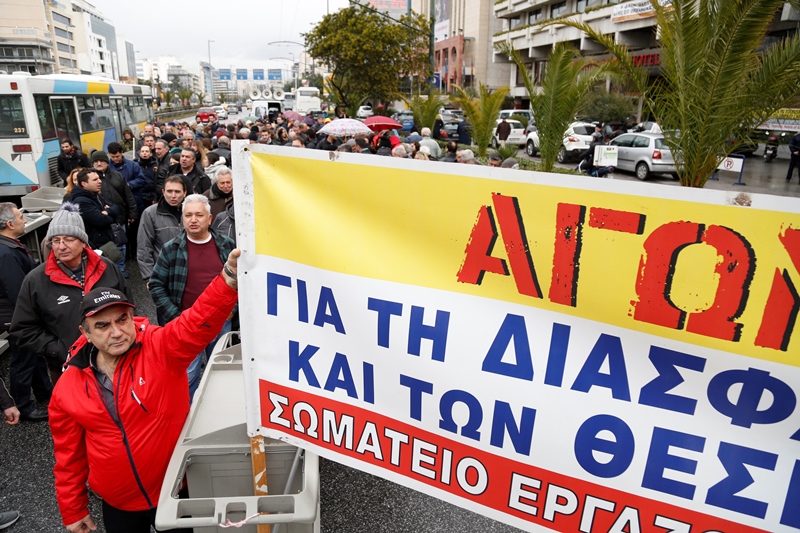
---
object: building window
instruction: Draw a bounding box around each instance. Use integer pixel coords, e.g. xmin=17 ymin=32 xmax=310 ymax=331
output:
xmin=55 ymin=27 xmax=73 ymax=40
xmin=20 ymin=48 xmax=35 ymax=58
xmin=57 ymin=42 xmax=75 ymax=54
xmin=0 ymin=47 xmax=12 ymax=58
xmin=52 ymin=12 xmax=71 ymax=25
xmin=98 ymin=52 xmax=104 ymax=60
xmin=59 ymin=57 xmax=76 ymax=68
xmin=534 ymin=60 xmax=548 ymax=84
xmin=551 ymin=1 xmax=567 ymax=17
xmin=528 ymin=9 xmax=542 ymax=23
xmin=509 ymin=16 xmax=522 ymax=29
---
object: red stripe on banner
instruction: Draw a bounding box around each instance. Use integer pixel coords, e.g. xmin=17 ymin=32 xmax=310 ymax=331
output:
xmin=259 ymin=380 xmax=766 ymax=533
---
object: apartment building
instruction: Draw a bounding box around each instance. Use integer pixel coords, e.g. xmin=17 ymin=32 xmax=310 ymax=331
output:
xmin=0 ymin=0 xmax=55 ymax=74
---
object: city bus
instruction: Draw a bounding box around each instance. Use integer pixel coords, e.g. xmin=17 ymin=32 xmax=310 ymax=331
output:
xmin=0 ymin=72 xmax=153 ymax=198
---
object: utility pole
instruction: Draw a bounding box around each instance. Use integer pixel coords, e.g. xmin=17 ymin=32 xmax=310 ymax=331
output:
xmin=429 ymin=0 xmax=435 ymax=95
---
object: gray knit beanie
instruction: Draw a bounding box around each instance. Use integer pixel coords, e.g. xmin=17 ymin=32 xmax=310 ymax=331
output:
xmin=46 ymin=202 xmax=88 ymax=244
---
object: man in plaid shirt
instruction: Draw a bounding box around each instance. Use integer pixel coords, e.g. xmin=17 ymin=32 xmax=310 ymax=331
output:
xmin=148 ymin=194 xmax=235 ymax=402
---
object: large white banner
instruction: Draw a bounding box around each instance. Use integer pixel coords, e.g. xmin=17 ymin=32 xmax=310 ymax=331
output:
xmin=234 ymin=144 xmax=800 ymax=533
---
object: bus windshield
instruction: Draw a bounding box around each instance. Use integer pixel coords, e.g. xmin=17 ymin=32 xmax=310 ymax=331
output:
xmin=0 ymin=95 xmax=28 ymax=138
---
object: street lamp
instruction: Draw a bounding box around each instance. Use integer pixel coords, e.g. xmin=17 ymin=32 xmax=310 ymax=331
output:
xmin=207 ymin=39 xmax=215 ymax=104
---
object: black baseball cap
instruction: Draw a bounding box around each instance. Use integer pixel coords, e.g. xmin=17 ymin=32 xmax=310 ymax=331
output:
xmin=79 ymin=288 xmax=135 ymax=318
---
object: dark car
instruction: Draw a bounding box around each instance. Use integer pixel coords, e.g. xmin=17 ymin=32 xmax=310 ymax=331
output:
xmin=394 ymin=111 xmax=415 ymax=132
xmin=196 ymin=107 xmax=218 ymax=123
xmin=728 ymin=135 xmax=758 ymax=156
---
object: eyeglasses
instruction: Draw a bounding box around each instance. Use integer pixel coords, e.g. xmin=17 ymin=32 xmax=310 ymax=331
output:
xmin=50 ymin=236 xmax=79 ymax=246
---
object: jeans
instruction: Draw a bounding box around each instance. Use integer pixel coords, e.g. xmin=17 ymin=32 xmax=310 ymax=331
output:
xmin=8 ymin=337 xmax=52 ymax=416
xmin=187 ymin=320 xmax=231 ymax=403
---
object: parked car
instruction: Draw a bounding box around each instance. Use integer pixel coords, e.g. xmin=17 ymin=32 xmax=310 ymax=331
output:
xmin=213 ymin=106 xmax=228 ymax=120
xmin=526 ymin=122 xmax=595 ymax=162
xmin=441 ymin=109 xmax=464 ymax=123
xmin=357 ymin=105 xmax=374 ymax=119
xmin=491 ymin=119 xmax=526 ymax=148
xmin=196 ymin=107 xmax=218 ymax=123
xmin=393 ymin=111 xmax=415 ymax=132
xmin=442 ymin=121 xmax=459 ymax=139
xmin=727 ymin=135 xmax=759 ymax=156
xmin=609 ymin=132 xmax=677 ymax=180
xmin=227 ymin=104 xmax=239 ymax=114
xmin=629 ymin=121 xmax=662 ymax=133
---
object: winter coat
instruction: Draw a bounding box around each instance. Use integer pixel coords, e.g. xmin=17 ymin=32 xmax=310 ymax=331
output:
xmin=136 ymin=199 xmax=183 ymax=281
xmin=9 ymin=248 xmax=129 ymax=365
xmin=204 ymin=158 xmax=228 ymax=185
xmin=168 ymin=165 xmax=211 ymax=195
xmin=49 ymin=275 xmax=237 ymax=525
xmin=70 ymin=186 xmax=120 ymax=249
xmin=457 ymin=121 xmax=472 ymax=146
xmin=211 ymin=146 xmax=232 ymax=168
xmin=148 ymin=229 xmax=235 ymax=322
xmin=211 ymin=201 xmax=236 ymax=245
xmin=96 ymin=167 xmax=138 ymax=223
xmin=433 ymin=119 xmax=445 ymax=140
xmin=111 ymin=157 xmax=152 ymax=214
xmin=154 ymin=152 xmax=173 ymax=196
xmin=202 ymin=184 xmax=232 ymax=219
xmin=57 ymin=149 xmax=91 ymax=181
xmin=0 ymin=235 xmax=35 ymax=329
xmin=137 ymin=156 xmax=158 ymax=207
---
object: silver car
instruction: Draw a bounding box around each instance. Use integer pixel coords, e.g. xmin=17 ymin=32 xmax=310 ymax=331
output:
xmin=609 ymin=132 xmax=677 ymax=180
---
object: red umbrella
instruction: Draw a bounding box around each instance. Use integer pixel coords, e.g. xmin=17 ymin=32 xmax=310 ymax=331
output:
xmin=283 ymin=110 xmax=303 ymax=122
xmin=364 ymin=115 xmax=402 ymax=131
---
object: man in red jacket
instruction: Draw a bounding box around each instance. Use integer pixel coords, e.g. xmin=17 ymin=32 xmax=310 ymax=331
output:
xmin=49 ymin=249 xmax=240 ymax=533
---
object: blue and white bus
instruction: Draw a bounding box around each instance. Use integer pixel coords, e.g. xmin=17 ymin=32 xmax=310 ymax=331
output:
xmin=0 ymin=72 xmax=153 ymax=198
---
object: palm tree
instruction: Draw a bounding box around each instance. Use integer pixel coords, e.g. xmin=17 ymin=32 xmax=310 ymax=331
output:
xmin=178 ymin=88 xmax=194 ymax=107
xmin=450 ymin=83 xmax=509 ymax=158
xmin=549 ymin=0 xmax=800 ymax=187
xmin=195 ymin=91 xmax=208 ymax=105
xmin=496 ymin=41 xmax=622 ymax=172
xmin=404 ymin=91 xmax=444 ymax=131
xmin=217 ymin=93 xmax=227 ymax=105
xmin=163 ymin=90 xmax=176 ymax=109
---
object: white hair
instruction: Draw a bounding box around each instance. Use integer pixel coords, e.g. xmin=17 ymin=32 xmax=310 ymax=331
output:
xmin=421 ymin=127 xmax=431 ymax=137
xmin=461 ymin=149 xmax=475 ymax=161
xmin=216 ymin=168 xmax=232 ymax=179
xmin=182 ymin=193 xmax=211 ymax=215
xmin=391 ymin=145 xmax=407 ymax=157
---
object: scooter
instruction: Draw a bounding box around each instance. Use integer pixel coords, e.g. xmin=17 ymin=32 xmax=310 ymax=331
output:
xmin=764 ymin=132 xmax=779 ymax=163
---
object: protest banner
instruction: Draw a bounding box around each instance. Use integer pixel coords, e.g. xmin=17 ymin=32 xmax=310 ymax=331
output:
xmin=233 ymin=143 xmax=800 ymax=533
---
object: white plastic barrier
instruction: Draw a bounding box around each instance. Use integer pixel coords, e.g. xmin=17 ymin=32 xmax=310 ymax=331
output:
xmin=155 ymin=334 xmax=320 ymax=533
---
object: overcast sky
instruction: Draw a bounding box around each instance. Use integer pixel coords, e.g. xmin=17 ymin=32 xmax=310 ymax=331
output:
xmin=96 ymin=0 xmax=352 ymax=72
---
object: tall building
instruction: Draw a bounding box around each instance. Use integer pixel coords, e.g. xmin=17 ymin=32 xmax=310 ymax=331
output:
xmin=412 ymin=0 xmax=510 ymax=92
xmin=71 ymin=0 xmax=117 ymax=78
xmin=44 ymin=0 xmax=79 ymax=74
xmin=115 ymin=34 xmax=135 ymax=81
xmin=492 ymin=0 xmax=800 ymax=106
xmin=0 ymin=0 xmax=55 ymax=74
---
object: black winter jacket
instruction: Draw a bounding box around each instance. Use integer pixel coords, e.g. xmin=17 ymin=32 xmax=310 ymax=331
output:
xmin=70 ymin=187 xmax=120 ymax=248
xmin=0 ymin=235 xmax=35 ymax=329
xmin=10 ymin=249 xmax=129 ymax=365
xmin=57 ymin=150 xmax=91 ymax=181
xmin=95 ymin=167 xmax=138 ymax=223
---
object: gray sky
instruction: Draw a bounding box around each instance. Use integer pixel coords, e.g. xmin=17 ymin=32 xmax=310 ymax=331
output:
xmin=95 ymin=0 xmax=351 ymax=72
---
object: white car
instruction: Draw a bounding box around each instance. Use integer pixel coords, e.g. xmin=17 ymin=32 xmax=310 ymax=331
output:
xmin=498 ymin=109 xmax=534 ymax=125
xmin=525 ymin=121 xmax=595 ymax=162
xmin=213 ymin=106 xmax=228 ymax=120
xmin=357 ymin=105 xmax=374 ymax=119
xmin=491 ymin=119 xmax=526 ymax=148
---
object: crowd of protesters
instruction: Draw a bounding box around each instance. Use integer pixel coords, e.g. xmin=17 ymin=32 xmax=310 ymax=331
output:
xmin=0 ymin=104 xmax=526 ymax=532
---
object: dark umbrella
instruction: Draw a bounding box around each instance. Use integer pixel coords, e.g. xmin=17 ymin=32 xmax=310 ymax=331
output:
xmin=365 ymin=115 xmax=402 ymax=131
xmin=303 ymin=116 xmax=316 ymax=126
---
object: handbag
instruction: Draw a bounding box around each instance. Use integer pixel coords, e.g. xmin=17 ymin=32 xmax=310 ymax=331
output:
xmin=110 ymin=222 xmax=128 ymax=246
xmin=98 ymin=241 xmax=123 ymax=263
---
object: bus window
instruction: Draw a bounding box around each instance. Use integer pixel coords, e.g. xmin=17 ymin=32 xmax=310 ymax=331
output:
xmin=0 ymin=95 xmax=27 ymax=137
xmin=51 ymin=98 xmax=80 ymax=142
xmin=35 ymin=95 xmax=58 ymax=139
